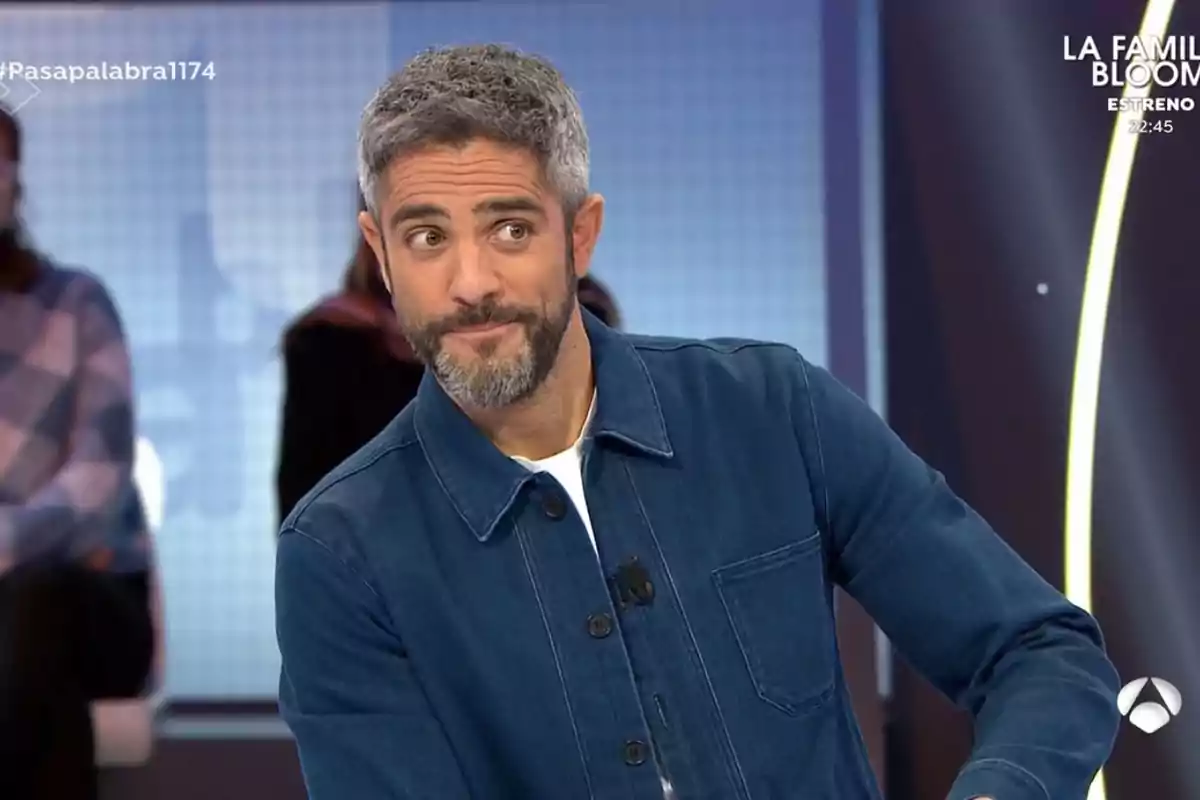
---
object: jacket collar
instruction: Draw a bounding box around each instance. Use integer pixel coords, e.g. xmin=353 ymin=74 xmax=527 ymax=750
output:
xmin=414 ymin=309 xmax=673 ymax=542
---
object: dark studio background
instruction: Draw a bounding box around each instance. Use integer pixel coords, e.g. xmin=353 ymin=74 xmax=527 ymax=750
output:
xmin=882 ymin=2 xmax=1200 ymax=799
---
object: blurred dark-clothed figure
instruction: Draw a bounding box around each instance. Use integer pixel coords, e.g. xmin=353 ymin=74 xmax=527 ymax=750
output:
xmin=577 ymin=274 xmax=621 ymax=329
xmin=276 ymin=209 xmax=425 ymax=523
xmin=0 ymin=103 xmax=154 ymax=800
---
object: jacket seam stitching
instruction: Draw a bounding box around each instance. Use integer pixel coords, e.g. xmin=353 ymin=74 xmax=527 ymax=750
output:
xmin=279 ymin=525 xmax=381 ymax=603
xmin=286 ymin=439 xmax=417 ymax=522
xmin=796 ymin=355 xmax=832 ymax=536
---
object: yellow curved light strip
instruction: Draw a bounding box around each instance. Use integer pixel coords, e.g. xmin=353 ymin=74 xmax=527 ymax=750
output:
xmin=1065 ymin=2 xmax=1177 ymax=799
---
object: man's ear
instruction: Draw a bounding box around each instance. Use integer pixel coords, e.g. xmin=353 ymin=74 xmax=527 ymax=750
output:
xmin=358 ymin=210 xmax=391 ymax=293
xmin=569 ymin=194 xmax=605 ymax=279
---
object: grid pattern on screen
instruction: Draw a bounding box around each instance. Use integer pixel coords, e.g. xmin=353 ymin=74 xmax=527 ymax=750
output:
xmin=4 ymin=0 xmax=827 ymax=698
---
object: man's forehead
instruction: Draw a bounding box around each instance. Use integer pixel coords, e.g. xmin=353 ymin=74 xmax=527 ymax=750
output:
xmin=378 ymin=185 xmax=563 ymax=233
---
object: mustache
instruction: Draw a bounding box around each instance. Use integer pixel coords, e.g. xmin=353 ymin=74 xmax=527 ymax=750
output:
xmin=425 ymin=301 xmax=538 ymax=337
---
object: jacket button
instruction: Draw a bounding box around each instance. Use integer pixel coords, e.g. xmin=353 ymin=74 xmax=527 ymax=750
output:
xmin=586 ymin=613 xmax=613 ymax=638
xmin=622 ymin=739 xmax=649 ymax=766
xmin=541 ymin=491 xmax=567 ymax=520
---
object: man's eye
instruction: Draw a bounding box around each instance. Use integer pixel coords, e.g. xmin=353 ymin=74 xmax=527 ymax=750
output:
xmin=495 ymin=222 xmax=531 ymax=243
xmin=407 ymin=229 xmax=444 ymax=250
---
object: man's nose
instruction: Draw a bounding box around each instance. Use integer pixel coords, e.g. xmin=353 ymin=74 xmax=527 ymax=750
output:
xmin=447 ymin=242 xmax=503 ymax=306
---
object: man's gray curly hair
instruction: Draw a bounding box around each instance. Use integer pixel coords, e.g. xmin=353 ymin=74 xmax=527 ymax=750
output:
xmin=357 ymin=44 xmax=590 ymax=219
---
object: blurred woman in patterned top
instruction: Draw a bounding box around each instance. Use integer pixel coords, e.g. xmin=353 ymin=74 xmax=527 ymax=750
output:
xmin=0 ymin=102 xmax=154 ymax=800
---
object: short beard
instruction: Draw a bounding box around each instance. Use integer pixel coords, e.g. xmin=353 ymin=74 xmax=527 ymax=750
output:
xmin=400 ymin=256 xmax=578 ymax=410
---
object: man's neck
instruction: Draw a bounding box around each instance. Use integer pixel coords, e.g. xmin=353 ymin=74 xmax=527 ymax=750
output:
xmin=467 ymin=314 xmax=594 ymax=460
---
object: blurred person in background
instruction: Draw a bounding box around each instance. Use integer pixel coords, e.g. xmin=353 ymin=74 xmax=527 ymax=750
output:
xmin=276 ymin=46 xmax=1118 ymax=800
xmin=0 ymin=103 xmax=154 ymax=800
xmin=577 ymin=273 xmax=621 ymax=329
xmin=275 ymin=193 xmax=425 ymax=524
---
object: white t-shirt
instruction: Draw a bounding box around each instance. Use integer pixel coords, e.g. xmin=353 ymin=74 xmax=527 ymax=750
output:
xmin=510 ymin=393 xmax=599 ymax=554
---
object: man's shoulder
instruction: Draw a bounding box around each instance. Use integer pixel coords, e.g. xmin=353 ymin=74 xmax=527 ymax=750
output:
xmin=626 ymin=331 xmax=796 ymax=355
xmin=281 ymin=405 xmax=423 ymax=541
xmin=624 ymin=331 xmax=810 ymax=393
xmin=612 ymin=332 xmax=827 ymax=436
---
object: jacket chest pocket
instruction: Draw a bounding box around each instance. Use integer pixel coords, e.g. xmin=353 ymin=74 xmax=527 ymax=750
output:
xmin=712 ymin=531 xmax=836 ymax=716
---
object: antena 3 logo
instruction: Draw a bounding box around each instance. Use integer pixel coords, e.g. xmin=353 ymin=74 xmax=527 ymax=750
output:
xmin=1118 ymin=677 xmax=1182 ymax=734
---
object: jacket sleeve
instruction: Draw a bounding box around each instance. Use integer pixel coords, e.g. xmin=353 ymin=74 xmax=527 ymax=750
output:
xmin=785 ymin=350 xmax=1120 ymax=800
xmin=276 ymin=522 xmax=472 ymax=799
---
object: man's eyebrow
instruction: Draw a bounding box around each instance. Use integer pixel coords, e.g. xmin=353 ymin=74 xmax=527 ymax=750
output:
xmin=387 ymin=197 xmax=546 ymax=230
xmin=472 ymin=197 xmax=546 ymax=217
xmin=388 ymin=203 xmax=448 ymax=230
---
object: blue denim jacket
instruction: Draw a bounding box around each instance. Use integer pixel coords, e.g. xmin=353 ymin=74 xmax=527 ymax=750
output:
xmin=276 ymin=312 xmax=1120 ymax=800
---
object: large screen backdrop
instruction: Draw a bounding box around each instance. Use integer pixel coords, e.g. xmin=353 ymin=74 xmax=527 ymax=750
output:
xmin=1 ymin=0 xmax=883 ymax=703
